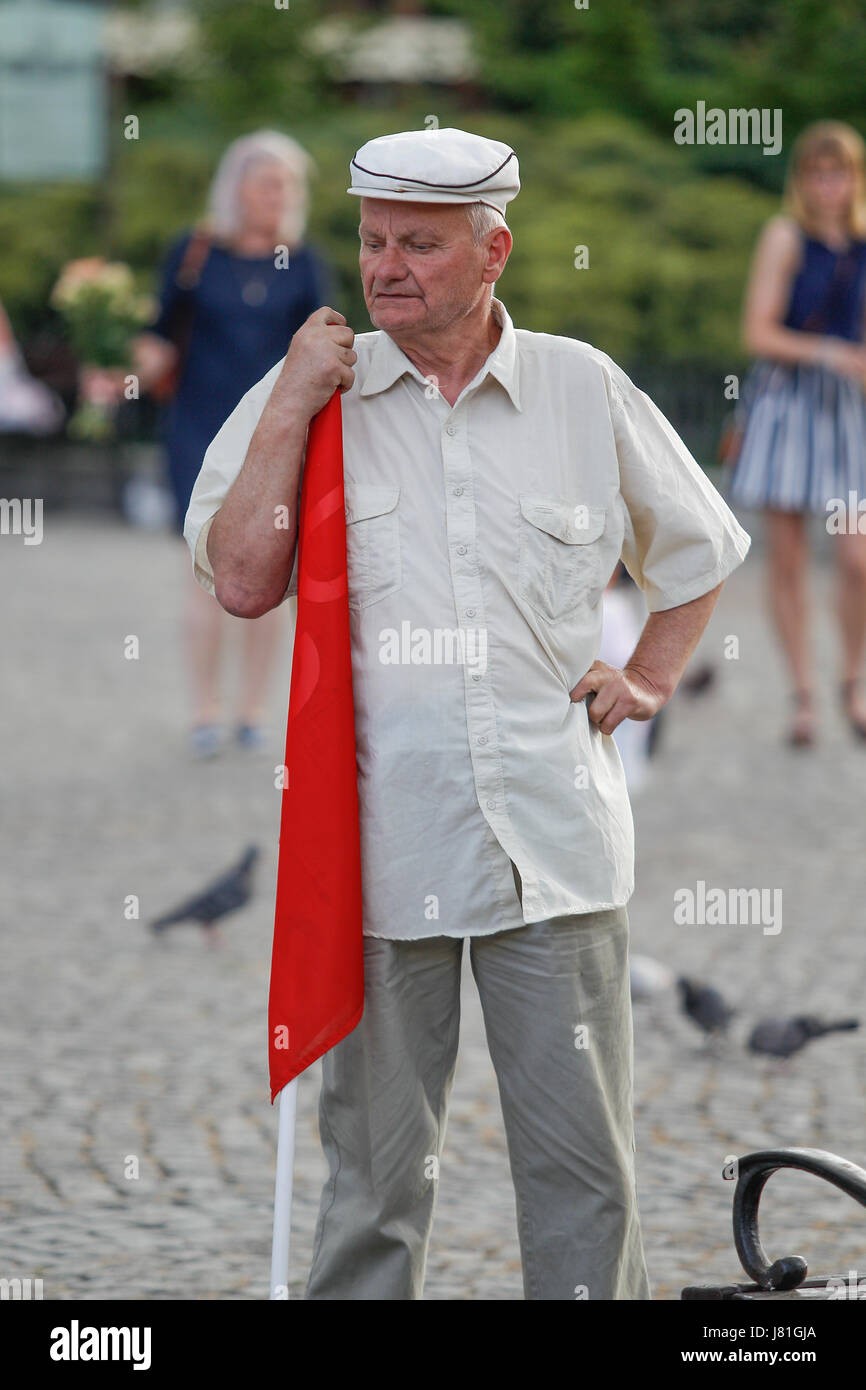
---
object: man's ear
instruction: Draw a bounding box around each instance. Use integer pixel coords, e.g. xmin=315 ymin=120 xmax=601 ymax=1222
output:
xmin=483 ymin=227 xmax=513 ymax=284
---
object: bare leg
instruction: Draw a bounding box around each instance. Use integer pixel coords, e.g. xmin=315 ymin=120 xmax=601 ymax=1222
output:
xmin=764 ymin=508 xmax=814 ymax=743
xmin=834 ymin=529 xmax=866 ymax=732
xmin=183 ymin=547 xmax=225 ymax=726
xmin=236 ymin=603 xmax=289 ymax=728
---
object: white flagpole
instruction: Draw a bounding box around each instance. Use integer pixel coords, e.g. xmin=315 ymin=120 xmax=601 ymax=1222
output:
xmin=269 ymin=1076 xmax=298 ymax=1299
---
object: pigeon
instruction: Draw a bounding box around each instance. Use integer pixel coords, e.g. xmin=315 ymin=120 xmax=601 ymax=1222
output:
xmin=677 ymin=977 xmax=737 ymax=1037
xmin=748 ymin=1015 xmax=859 ymax=1059
xmin=681 ymin=663 xmax=716 ymax=697
xmin=150 ymin=845 xmax=259 ymax=945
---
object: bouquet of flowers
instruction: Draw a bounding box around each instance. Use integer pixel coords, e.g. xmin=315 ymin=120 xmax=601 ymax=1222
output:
xmin=50 ymin=258 xmax=156 ymax=442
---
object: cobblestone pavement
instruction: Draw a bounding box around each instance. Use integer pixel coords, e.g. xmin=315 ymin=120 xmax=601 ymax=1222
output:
xmin=2 ymin=513 xmax=865 ymax=1301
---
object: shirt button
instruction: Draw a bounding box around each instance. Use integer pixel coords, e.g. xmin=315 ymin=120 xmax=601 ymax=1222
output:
xmin=477 ymin=735 xmax=488 ymax=745
xmin=446 ymin=424 xmax=457 ymax=436
xmin=486 ymin=800 xmax=496 ymax=810
xmin=465 ymin=607 xmax=476 ymax=618
xmin=456 ymin=545 xmax=468 ymax=556
xmin=453 ymin=486 xmax=464 ymax=496
xmin=471 ymin=672 xmax=482 ymax=682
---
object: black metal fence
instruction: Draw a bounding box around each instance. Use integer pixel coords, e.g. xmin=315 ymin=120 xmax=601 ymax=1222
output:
xmin=0 ymin=360 xmax=733 ymax=516
xmin=627 ymin=359 xmax=735 ymax=469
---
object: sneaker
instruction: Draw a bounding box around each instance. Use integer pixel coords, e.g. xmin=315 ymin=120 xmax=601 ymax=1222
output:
xmin=190 ymin=723 xmax=223 ymax=759
xmin=235 ymin=723 xmax=269 ymax=752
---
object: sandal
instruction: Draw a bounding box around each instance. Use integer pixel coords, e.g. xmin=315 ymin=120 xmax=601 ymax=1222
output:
xmin=235 ymin=722 xmax=270 ymax=752
xmin=786 ymin=689 xmax=816 ymax=749
xmin=840 ymin=679 xmax=866 ymax=741
xmin=190 ymin=723 xmax=223 ymax=759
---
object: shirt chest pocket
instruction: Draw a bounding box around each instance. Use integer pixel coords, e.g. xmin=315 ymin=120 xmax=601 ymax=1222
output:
xmin=518 ymin=494 xmax=607 ymax=621
xmin=344 ymin=483 xmax=402 ymax=611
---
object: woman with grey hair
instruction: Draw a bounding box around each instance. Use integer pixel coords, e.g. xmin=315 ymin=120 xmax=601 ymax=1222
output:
xmin=133 ymin=130 xmax=332 ymax=757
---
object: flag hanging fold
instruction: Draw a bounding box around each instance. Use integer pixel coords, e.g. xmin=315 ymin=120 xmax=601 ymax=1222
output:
xmin=268 ymin=390 xmax=364 ymax=1104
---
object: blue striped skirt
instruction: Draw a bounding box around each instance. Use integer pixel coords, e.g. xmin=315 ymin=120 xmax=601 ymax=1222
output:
xmin=724 ymin=359 xmax=866 ymax=514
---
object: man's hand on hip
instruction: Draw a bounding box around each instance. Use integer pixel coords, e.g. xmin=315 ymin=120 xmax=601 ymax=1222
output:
xmin=569 ymin=581 xmax=725 ymax=734
xmin=569 ymin=661 xmax=665 ymax=734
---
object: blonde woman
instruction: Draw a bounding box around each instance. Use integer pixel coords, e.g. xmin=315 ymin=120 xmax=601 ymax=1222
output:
xmin=134 ymin=131 xmax=332 ymax=756
xmin=727 ymin=121 xmax=866 ymax=747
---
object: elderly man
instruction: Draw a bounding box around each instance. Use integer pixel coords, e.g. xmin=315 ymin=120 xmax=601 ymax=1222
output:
xmin=185 ymin=128 xmax=751 ymax=1301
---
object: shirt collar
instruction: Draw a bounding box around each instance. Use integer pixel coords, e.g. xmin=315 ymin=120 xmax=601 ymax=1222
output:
xmin=359 ymin=295 xmax=522 ymax=412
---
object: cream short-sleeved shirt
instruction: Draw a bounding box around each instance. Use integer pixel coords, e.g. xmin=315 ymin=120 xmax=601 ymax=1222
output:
xmin=185 ymin=296 xmax=751 ymax=938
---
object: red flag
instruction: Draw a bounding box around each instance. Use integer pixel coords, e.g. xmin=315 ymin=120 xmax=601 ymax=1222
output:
xmin=268 ymin=390 xmax=364 ymax=1103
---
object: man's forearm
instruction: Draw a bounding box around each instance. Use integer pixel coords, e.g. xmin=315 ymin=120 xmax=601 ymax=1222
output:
xmin=624 ymin=582 xmax=723 ymax=704
xmin=208 ymin=376 xmax=311 ymax=618
xmin=205 ymin=305 xmax=357 ymax=617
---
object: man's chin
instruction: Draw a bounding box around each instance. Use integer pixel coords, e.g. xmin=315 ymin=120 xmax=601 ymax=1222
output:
xmin=369 ymin=296 xmax=425 ymax=327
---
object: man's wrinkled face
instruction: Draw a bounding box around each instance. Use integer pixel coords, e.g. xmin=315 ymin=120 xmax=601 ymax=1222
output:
xmin=359 ymin=199 xmax=488 ymax=337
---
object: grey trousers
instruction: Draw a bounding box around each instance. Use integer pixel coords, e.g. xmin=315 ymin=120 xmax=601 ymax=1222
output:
xmin=304 ymin=906 xmax=651 ymax=1300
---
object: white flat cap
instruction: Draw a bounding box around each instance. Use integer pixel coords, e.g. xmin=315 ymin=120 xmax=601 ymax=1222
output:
xmin=347 ymin=127 xmax=519 ymax=216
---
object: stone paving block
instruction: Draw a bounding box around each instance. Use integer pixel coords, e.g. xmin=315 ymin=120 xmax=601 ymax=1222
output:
xmin=3 ymin=519 xmax=864 ymax=1299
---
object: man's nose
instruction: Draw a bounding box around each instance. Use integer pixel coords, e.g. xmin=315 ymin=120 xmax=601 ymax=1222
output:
xmin=372 ymin=244 xmax=410 ymax=283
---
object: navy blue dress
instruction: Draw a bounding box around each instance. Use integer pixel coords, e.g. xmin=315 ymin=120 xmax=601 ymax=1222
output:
xmin=151 ymin=232 xmax=332 ymax=530
xmin=726 ymin=229 xmax=866 ymax=513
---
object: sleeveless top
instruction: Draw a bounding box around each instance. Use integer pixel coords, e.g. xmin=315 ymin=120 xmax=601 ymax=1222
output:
xmin=784 ymin=230 xmax=866 ymax=341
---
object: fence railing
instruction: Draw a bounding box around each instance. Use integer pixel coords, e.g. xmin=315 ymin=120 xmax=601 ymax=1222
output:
xmin=0 ymin=360 xmax=738 ymax=514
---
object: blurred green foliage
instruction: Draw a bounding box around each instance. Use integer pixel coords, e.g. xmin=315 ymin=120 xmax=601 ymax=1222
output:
xmin=434 ymin=0 xmax=866 ymax=187
xmin=4 ymin=0 xmax=862 ymax=385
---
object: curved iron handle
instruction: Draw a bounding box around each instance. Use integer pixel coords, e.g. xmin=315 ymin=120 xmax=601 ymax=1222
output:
xmin=732 ymin=1147 xmax=866 ymax=1290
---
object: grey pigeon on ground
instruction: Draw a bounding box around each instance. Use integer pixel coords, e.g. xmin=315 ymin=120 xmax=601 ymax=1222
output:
xmin=748 ymin=1015 xmax=859 ymax=1059
xmin=150 ymin=845 xmax=259 ymax=945
xmin=677 ymin=977 xmax=737 ymax=1037
xmin=681 ymin=663 xmax=717 ymax=697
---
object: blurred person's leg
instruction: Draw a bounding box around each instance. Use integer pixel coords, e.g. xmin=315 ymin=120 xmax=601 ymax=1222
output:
xmin=835 ymin=528 xmax=866 ymax=733
xmin=764 ymin=508 xmax=813 ymax=742
xmin=599 ymin=571 xmax=652 ymax=791
xmin=236 ymin=604 xmax=289 ymax=732
xmin=183 ymin=547 xmax=225 ymax=732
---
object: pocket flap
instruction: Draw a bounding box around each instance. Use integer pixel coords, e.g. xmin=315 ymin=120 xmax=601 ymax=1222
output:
xmin=519 ymin=495 xmax=605 ymax=544
xmin=344 ymin=483 xmax=400 ymax=524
